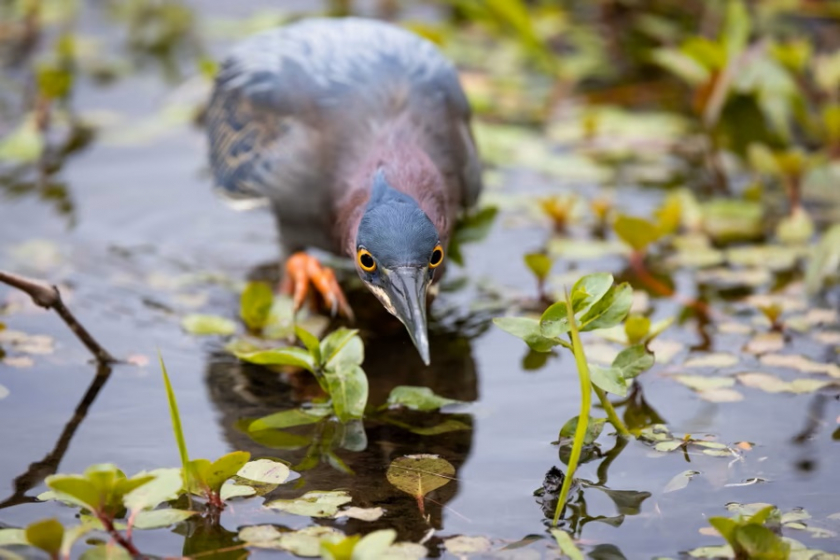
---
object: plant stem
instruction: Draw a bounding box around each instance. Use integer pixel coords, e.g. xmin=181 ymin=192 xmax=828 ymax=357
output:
xmin=592 ymin=386 xmax=631 ymax=438
xmin=553 ymin=292 xmax=591 ymax=527
xmin=98 ymin=514 xmax=143 ymax=558
xmin=0 ymin=270 xmax=116 ymax=364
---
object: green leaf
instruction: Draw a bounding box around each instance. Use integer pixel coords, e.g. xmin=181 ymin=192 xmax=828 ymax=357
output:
xmin=219 ymin=483 xmax=256 ymax=501
xmin=320 ymin=328 xmax=359 ymax=367
xmin=322 ymin=329 xmax=363 ymax=370
xmin=708 ymin=516 xmax=739 ymax=544
xmin=524 ymin=253 xmax=552 ymax=282
xmin=386 ymin=455 xmax=455 ymax=502
xmin=248 ymin=407 xmax=331 ymax=431
xmin=234 ymin=347 xmax=316 ymax=373
xmin=295 ymin=326 xmax=321 ymax=364
xmin=590 ymin=365 xmax=628 ymax=396
xmin=650 ymin=48 xmax=711 ymax=85
xmin=723 ymin=0 xmax=750 ymax=59
xmin=240 ymin=282 xmax=274 ymax=331
xmin=160 ymin=354 xmax=191 ymax=492
xmin=203 ymin=451 xmax=251 ymax=494
xmin=611 ymin=345 xmax=655 ymax=380
xmin=124 ymin=468 xmax=183 ymax=512
xmin=0 ymin=116 xmax=44 ymax=164
xmin=45 ymin=476 xmax=101 ymax=511
xmin=550 ymin=529 xmax=584 ymax=560
xmin=180 ymin=314 xmax=236 ymax=336
xmin=323 ymin=364 xmax=368 ymax=422
xmin=614 ymin=215 xmax=661 ymax=251
xmin=351 ymin=529 xmax=397 ymax=560
xmin=386 ymin=386 xmax=463 ymax=411
xmin=624 ymin=315 xmax=650 ymax=345
xmin=321 ymin=535 xmax=361 ymax=560
xmin=494 ymin=316 xmax=563 ymax=352
xmin=732 ymin=524 xmax=789 ymax=559
xmin=24 ymin=518 xmax=63 ymax=556
xmin=78 ymin=544 xmax=132 ymax=560
xmin=579 ymin=283 xmax=633 ymax=331
xmin=570 ymin=273 xmax=614 ymax=315
xmin=266 ymin=490 xmax=352 ymax=518
xmin=132 ymin=509 xmax=196 ymax=530
xmin=237 ymin=459 xmax=291 ymax=485
xmin=559 ymin=416 xmax=606 ymax=445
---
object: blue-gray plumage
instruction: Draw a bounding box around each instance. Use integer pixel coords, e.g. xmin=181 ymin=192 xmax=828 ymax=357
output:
xmin=206 ymin=17 xmax=483 ymax=364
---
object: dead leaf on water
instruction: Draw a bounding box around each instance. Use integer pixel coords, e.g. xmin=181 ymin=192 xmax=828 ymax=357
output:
xmin=695 ymin=267 xmax=771 ymax=288
xmin=0 ymin=384 xmax=8 ymax=399
xmin=737 ymin=373 xmax=834 ymax=394
xmin=2 ymin=356 xmax=33 ymax=368
xmin=648 ymin=339 xmax=683 ymax=364
xmin=814 ymin=331 xmax=840 ymax=345
xmin=444 ymin=536 xmax=492 ymax=556
xmin=698 ymin=388 xmax=745 ymax=403
xmin=759 ymin=354 xmax=840 ymax=378
xmin=386 ymin=454 xmax=454 ymax=516
xmin=663 ymin=470 xmax=700 ymax=493
xmin=744 ymin=332 xmax=785 ymax=355
xmin=673 ymin=375 xmax=735 ymax=391
xmin=717 ymin=322 xmax=753 ymax=335
xmin=745 ymin=293 xmax=807 ymax=313
xmin=0 ymin=330 xmax=55 ymax=355
xmin=334 ymin=507 xmax=384 ymax=522
xmin=683 ymin=353 xmax=739 ymax=369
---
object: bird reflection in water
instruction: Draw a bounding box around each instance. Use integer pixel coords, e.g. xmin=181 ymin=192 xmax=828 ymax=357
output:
xmin=204 ymin=282 xmax=480 ymax=543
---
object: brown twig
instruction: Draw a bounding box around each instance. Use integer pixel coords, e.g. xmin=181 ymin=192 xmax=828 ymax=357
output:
xmin=0 ymin=270 xmax=117 ymax=364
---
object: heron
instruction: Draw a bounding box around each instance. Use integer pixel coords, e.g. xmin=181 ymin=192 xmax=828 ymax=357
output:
xmin=206 ymin=17 xmax=482 ymax=364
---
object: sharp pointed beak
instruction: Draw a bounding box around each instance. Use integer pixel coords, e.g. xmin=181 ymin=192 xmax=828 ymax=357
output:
xmin=386 ymin=267 xmax=431 ymax=365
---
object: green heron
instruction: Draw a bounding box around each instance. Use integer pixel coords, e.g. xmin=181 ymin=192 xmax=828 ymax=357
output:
xmin=206 ymin=17 xmax=482 ymax=364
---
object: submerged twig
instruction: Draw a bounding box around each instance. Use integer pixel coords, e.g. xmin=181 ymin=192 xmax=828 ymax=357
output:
xmin=0 ymin=269 xmax=116 ymax=364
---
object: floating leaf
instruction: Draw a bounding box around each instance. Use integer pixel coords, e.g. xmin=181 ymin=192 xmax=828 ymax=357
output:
xmin=239 ymin=525 xmax=344 ymax=556
xmin=0 ymin=116 xmax=44 ymax=164
xmin=266 ymin=490 xmax=352 ymax=518
xmin=240 ymin=282 xmax=274 ymax=331
xmin=386 ymin=386 xmax=464 ymax=411
xmin=236 ymin=459 xmax=290 ymax=485
xmin=0 ymin=529 xmax=26 ymax=546
xmin=777 ymin=207 xmax=815 ymax=245
xmin=444 ymin=536 xmax=491 ymax=556
xmin=744 ymin=332 xmax=785 ymax=355
xmin=683 ymin=353 xmax=739 ymax=369
xmin=181 ymin=314 xmax=236 ymax=336
xmin=673 ymin=375 xmax=736 ymax=392
xmin=759 ymin=354 xmax=840 ymax=378
xmin=701 ymin=200 xmax=764 ymax=244
xmin=386 ymin=455 xmax=454 ymax=515
xmin=663 ymin=470 xmax=700 ymax=493
xmin=737 ymin=373 xmax=833 ymax=394
xmin=334 ymin=506 xmax=384 ymax=522
xmin=219 ymin=483 xmax=256 ymax=501
xmin=132 ymin=509 xmax=195 ymax=529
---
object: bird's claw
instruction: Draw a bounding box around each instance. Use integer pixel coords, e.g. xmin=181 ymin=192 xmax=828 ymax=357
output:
xmin=280 ymin=253 xmax=354 ymax=321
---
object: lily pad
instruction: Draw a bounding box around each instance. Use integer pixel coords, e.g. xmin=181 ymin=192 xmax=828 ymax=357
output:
xmin=237 ymin=459 xmax=291 ymax=485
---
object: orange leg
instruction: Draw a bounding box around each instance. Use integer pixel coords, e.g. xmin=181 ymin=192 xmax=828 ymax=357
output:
xmin=280 ymin=252 xmax=354 ymax=321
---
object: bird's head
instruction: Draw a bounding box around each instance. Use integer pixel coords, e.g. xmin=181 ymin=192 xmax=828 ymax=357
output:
xmin=354 ymin=169 xmax=444 ymax=365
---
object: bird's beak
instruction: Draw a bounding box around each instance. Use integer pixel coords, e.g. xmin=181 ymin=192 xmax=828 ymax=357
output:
xmin=385 ymin=267 xmax=431 ymax=365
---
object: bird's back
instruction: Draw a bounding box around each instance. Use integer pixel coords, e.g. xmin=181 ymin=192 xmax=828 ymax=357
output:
xmin=206 ymin=18 xmax=481 ymax=253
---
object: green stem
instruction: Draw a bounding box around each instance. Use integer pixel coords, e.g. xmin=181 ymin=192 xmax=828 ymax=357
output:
xmin=553 ymin=292 xmax=591 ymax=527
xmin=593 ymin=386 xmax=631 ymax=438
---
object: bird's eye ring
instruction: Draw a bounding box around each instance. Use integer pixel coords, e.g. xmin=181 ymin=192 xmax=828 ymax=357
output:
xmin=357 ymin=248 xmax=376 ymax=272
xmin=429 ymin=244 xmax=444 ymax=268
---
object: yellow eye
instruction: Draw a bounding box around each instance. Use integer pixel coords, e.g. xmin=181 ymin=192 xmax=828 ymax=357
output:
xmin=429 ymin=244 xmax=444 ymax=268
xmin=357 ymin=248 xmax=376 ymax=272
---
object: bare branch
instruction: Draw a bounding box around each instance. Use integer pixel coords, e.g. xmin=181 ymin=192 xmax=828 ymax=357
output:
xmin=0 ymin=269 xmax=117 ymax=364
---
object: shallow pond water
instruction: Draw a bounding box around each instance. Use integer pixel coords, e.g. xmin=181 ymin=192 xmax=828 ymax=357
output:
xmin=2 ymin=2 xmax=840 ymax=559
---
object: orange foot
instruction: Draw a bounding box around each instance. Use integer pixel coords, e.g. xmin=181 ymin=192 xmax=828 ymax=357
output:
xmin=280 ymin=252 xmax=354 ymax=321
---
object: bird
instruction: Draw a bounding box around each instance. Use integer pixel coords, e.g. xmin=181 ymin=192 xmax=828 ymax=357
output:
xmin=206 ymin=17 xmax=482 ymax=365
